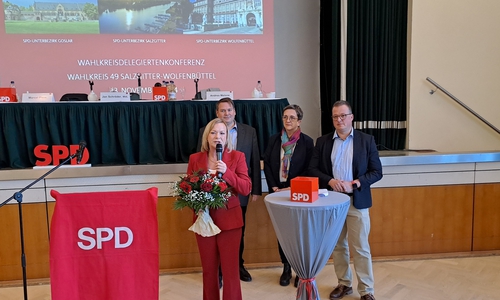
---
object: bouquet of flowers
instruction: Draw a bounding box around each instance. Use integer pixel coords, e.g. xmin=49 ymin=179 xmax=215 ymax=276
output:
xmin=173 ymin=170 xmax=232 ymax=237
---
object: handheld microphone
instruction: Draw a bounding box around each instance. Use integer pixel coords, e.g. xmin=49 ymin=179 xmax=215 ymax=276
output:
xmin=76 ymin=140 xmax=86 ymax=164
xmin=216 ymin=143 xmax=223 ymax=178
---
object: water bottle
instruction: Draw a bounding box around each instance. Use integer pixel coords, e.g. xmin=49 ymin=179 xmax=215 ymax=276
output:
xmin=253 ymin=81 xmax=261 ymax=97
xmin=168 ymin=80 xmax=177 ymax=100
xmin=256 ymin=80 xmax=263 ymax=98
xmin=10 ymin=81 xmax=19 ymax=102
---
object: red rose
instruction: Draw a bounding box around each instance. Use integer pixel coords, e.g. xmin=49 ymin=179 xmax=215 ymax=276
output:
xmin=218 ymin=182 xmax=227 ymax=192
xmin=180 ymin=181 xmax=192 ymax=193
xmin=201 ymin=182 xmax=213 ymax=192
xmin=190 ymin=176 xmax=199 ymax=183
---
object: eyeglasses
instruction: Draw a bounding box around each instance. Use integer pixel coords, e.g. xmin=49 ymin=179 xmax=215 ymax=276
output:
xmin=282 ymin=116 xmax=298 ymax=121
xmin=331 ymin=113 xmax=352 ymax=121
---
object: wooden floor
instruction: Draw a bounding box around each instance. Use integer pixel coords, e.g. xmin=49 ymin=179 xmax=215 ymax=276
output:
xmin=1 ymin=253 xmax=500 ymax=300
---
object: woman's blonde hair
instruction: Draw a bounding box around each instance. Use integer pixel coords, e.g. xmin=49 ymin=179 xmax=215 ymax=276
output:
xmin=200 ymin=118 xmax=234 ymax=152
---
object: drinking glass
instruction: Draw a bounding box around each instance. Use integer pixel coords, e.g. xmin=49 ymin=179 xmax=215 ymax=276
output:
xmin=178 ymin=87 xmax=186 ymax=100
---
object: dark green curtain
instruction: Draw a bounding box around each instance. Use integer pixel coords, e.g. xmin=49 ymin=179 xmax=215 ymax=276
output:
xmin=0 ymin=100 xmax=288 ymax=169
xmin=346 ymin=0 xmax=407 ymax=150
xmin=320 ymin=0 xmax=341 ymax=134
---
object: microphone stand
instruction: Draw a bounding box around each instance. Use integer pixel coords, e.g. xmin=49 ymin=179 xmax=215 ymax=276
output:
xmin=192 ymin=78 xmax=202 ymax=100
xmin=0 ymin=149 xmax=83 ymax=300
xmin=137 ymin=73 xmax=142 ymax=100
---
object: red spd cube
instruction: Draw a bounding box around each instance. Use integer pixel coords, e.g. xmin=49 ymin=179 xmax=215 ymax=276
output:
xmin=152 ymin=87 xmax=168 ymax=101
xmin=290 ymin=176 xmax=319 ymax=203
xmin=0 ymin=88 xmax=18 ymax=102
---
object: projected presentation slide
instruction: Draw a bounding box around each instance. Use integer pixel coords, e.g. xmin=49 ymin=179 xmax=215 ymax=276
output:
xmin=0 ymin=0 xmax=274 ymax=100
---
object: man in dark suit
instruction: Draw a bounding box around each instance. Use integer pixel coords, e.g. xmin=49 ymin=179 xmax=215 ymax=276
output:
xmin=309 ymin=101 xmax=382 ymax=300
xmin=197 ymin=98 xmax=262 ymax=282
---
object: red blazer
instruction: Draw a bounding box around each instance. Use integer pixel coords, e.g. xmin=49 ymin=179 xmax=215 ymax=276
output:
xmin=187 ymin=149 xmax=252 ymax=231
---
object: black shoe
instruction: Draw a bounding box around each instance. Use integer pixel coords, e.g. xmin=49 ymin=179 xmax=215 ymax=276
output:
xmin=239 ymin=265 xmax=252 ymax=282
xmin=279 ymin=263 xmax=292 ymax=286
xmin=294 ymin=275 xmax=299 ymax=288
xmin=329 ymin=284 xmax=353 ymax=299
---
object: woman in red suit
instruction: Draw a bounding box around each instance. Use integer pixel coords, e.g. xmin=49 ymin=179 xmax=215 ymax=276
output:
xmin=188 ymin=118 xmax=252 ymax=300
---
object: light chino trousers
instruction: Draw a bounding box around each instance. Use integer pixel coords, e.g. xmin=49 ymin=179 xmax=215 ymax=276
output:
xmin=332 ymin=197 xmax=374 ymax=296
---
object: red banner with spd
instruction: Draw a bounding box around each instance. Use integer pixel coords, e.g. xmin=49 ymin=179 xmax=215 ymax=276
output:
xmin=50 ymin=188 xmax=159 ymax=300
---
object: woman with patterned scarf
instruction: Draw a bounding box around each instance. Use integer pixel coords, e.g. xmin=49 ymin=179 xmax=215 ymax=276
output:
xmin=263 ymin=104 xmax=314 ymax=287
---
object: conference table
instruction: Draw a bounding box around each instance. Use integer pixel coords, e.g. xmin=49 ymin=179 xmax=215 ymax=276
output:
xmin=264 ymin=191 xmax=350 ymax=300
xmin=0 ymin=98 xmax=288 ymax=169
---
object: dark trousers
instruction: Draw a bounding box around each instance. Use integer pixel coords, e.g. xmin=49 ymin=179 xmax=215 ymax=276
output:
xmin=274 ymin=182 xmax=290 ymax=265
xmin=278 ymin=241 xmax=289 ymax=265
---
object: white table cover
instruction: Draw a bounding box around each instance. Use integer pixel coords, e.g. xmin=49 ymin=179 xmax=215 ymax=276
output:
xmin=265 ymin=190 xmax=350 ymax=300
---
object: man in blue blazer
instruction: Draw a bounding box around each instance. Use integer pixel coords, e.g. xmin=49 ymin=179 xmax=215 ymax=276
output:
xmin=197 ymin=98 xmax=262 ymax=282
xmin=309 ymin=101 xmax=382 ymax=300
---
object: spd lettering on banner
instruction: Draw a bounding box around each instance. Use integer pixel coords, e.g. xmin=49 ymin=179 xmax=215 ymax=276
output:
xmin=78 ymin=227 xmax=134 ymax=250
xmin=49 ymin=188 xmax=159 ymax=300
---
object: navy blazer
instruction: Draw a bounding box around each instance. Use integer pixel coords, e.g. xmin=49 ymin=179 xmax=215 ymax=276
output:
xmin=263 ymin=131 xmax=314 ymax=189
xmin=197 ymin=122 xmax=262 ymax=206
xmin=308 ymin=130 xmax=382 ymax=209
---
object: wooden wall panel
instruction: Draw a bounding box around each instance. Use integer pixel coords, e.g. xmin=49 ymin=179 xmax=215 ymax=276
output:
xmin=4 ymin=183 xmax=497 ymax=282
xmin=0 ymin=203 xmax=52 ymax=281
xmin=473 ymin=183 xmax=500 ymax=250
xmin=241 ymin=194 xmax=281 ymax=264
xmin=158 ymin=197 xmax=201 ymax=269
xmin=370 ymin=185 xmax=474 ymax=256
xmin=1 ymin=196 xmax=281 ymax=281
xmin=157 ymin=195 xmax=281 ymax=271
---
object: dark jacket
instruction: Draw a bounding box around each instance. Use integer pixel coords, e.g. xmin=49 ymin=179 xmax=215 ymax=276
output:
xmin=263 ymin=131 xmax=314 ymax=189
xmin=308 ymin=129 xmax=382 ymax=209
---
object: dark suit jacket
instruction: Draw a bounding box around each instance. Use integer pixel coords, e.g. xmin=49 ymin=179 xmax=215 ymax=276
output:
xmin=187 ymin=150 xmax=251 ymax=230
xmin=263 ymin=131 xmax=314 ymax=189
xmin=308 ymin=129 xmax=382 ymax=209
xmin=197 ymin=122 xmax=262 ymax=206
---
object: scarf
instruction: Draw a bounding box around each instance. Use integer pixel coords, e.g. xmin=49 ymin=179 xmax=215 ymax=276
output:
xmin=281 ymin=128 xmax=301 ymax=180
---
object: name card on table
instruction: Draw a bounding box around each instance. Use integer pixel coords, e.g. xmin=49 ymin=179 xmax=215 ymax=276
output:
xmin=291 ymin=176 xmax=319 ymax=203
xmin=22 ymin=93 xmax=55 ymax=102
xmin=100 ymin=92 xmax=130 ymax=102
xmin=152 ymin=87 xmax=168 ymax=101
xmin=206 ymin=91 xmax=233 ymax=100
xmin=0 ymin=88 xmax=18 ymax=102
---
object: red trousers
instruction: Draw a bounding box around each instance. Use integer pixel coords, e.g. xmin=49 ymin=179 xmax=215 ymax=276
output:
xmin=196 ymin=228 xmax=242 ymax=300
